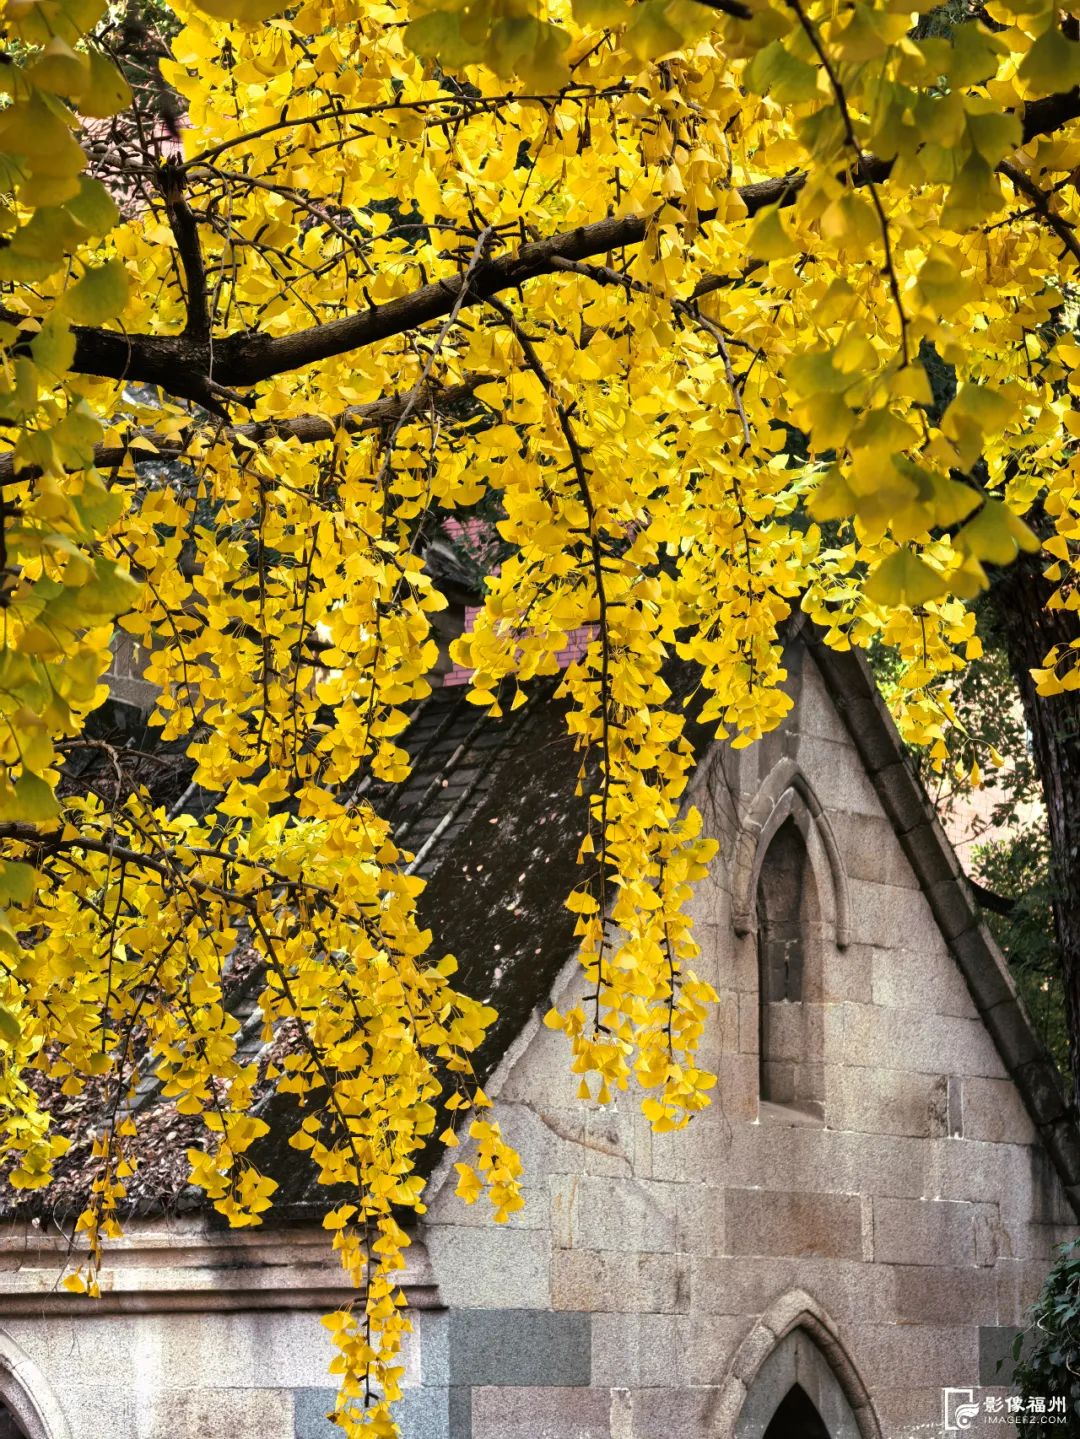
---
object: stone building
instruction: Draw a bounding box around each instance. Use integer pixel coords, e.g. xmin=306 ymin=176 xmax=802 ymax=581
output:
xmin=0 ymin=624 xmax=1076 ymax=1439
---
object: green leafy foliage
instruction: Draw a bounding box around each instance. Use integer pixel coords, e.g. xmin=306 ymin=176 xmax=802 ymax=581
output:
xmin=978 ymin=830 xmax=1068 ymax=1080
xmin=1014 ymin=1239 xmax=1080 ymax=1429
xmin=872 ymin=622 xmax=1070 ymax=1089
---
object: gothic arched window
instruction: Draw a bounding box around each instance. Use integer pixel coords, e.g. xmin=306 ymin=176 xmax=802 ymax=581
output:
xmin=732 ymin=1313 xmax=879 ymax=1439
xmin=756 ymin=816 xmax=823 ymax=1120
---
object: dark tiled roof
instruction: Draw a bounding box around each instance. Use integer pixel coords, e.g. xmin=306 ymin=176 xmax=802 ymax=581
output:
xmin=2 ymin=678 xmax=589 ymax=1222
xmin=368 ymin=682 xmax=552 ymax=874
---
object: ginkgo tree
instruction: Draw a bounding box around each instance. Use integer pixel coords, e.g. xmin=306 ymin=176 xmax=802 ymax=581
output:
xmin=2 ymin=0 xmax=1080 ymax=1429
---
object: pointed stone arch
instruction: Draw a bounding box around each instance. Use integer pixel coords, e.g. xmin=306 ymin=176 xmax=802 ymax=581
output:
xmin=0 ymin=1332 xmax=71 ymax=1439
xmin=732 ymin=759 xmax=850 ymax=950
xmin=714 ymin=1290 xmax=881 ymax=1439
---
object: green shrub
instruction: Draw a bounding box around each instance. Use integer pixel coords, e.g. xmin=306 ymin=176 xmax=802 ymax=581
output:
xmin=1013 ymin=1239 xmax=1080 ymax=1431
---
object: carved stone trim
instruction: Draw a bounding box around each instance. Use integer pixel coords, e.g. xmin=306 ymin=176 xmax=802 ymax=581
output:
xmin=0 ymin=1223 xmax=441 ymax=1319
xmin=0 ymin=1330 xmax=72 ymax=1439
xmin=715 ymin=1289 xmax=882 ymax=1439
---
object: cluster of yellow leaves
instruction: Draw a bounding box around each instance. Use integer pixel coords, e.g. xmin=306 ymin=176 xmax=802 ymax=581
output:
xmin=0 ymin=0 xmax=137 ymax=1219
xmin=2 ymin=0 xmax=1080 ymax=1430
xmin=452 ymin=1113 xmax=524 ymax=1221
xmin=0 ymin=0 xmax=135 ymax=825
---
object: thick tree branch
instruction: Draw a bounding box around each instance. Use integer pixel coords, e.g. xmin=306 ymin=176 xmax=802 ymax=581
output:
xmin=969 ymin=877 xmax=1018 ymax=916
xmin=0 ymin=826 xmax=244 ymax=907
xmin=158 ymin=158 xmax=210 ymax=341
xmin=1022 ymin=86 xmax=1080 ymax=144
xmin=57 ymin=170 xmax=827 ymax=400
xmin=38 ymin=86 xmax=1080 ymax=407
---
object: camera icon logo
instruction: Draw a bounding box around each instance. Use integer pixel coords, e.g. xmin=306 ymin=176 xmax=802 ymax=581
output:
xmin=943 ymin=1388 xmax=983 ymax=1431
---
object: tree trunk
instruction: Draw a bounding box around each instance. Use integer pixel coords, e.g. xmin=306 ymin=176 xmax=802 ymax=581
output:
xmin=987 ymin=549 xmax=1080 ymax=1113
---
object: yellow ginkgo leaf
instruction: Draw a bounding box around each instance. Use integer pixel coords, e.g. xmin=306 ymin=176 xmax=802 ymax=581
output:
xmin=1018 ymin=22 xmax=1080 ymax=98
xmin=0 ymin=92 xmax=85 ymax=177
xmin=60 ymin=258 xmax=129 ymax=325
xmin=749 ymin=204 xmax=799 ymax=261
xmin=572 ymin=0 xmax=628 ymax=24
xmin=0 ymin=1006 xmax=20 ymax=1045
xmin=77 ymin=49 xmax=132 ymax=119
xmin=193 ymin=0 xmax=287 ymax=20
xmin=955 ymin=500 xmax=1041 ymax=567
xmin=624 ymin=0 xmax=684 ymax=60
xmin=29 ymin=37 xmax=90 ymax=98
xmin=864 ymin=549 xmax=948 ymax=608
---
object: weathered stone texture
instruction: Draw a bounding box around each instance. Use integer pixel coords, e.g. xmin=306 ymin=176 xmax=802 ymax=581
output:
xmin=870 ymin=945 xmax=978 ymax=1018
xmin=871 ymin=1384 xmax=966 ymax=1438
xmin=786 ymin=659 xmax=839 ymax=743
xmin=589 ymin=1313 xmax=700 ymax=1388
xmin=394 ymin=1387 xmax=453 ymax=1439
xmin=424 ymin=1226 xmax=551 ymax=1310
xmin=293 ymin=1388 xmax=340 ymax=1439
xmin=724 ymin=1188 xmax=863 ymax=1260
xmin=692 ymin=1256 xmax=895 ymax=1326
xmin=846 ymin=877 xmax=943 ymax=953
xmin=962 ymin=1077 xmax=1038 ymax=1146
xmin=469 ymin=1385 xmax=613 ymax=1439
xmin=787 ymin=735 xmax=884 ymax=818
xmin=134 ymin=1388 xmax=293 ymax=1439
xmin=873 ymin=1196 xmax=985 ymax=1267
xmin=680 ymin=1314 xmax=752 ymax=1385
xmin=719 ymin=1125 xmax=936 ymax=1202
xmin=818 ymin=942 xmax=874 ymax=1004
xmin=448 ymin=1309 xmax=590 ymax=1388
xmin=826 ymin=1064 xmax=950 ymax=1139
xmin=837 ymin=813 xmax=920 ymax=890
xmin=53 ymin=1386 xmax=135 ymax=1439
xmin=845 ymin=1322 xmax=980 ymax=1390
xmin=894 ymin=1265 xmax=998 ymax=1326
xmin=840 ymin=1003 xmax=1007 ymax=1079
xmin=626 ymin=1386 xmax=722 ymax=1439
xmin=551 ymin=1249 xmax=688 ymax=1314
